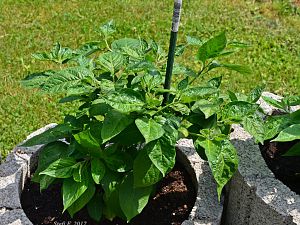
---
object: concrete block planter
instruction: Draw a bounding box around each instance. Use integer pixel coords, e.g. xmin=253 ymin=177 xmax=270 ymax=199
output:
xmin=224 ymin=92 xmax=300 ymax=225
xmin=0 ymin=125 xmax=223 ymax=225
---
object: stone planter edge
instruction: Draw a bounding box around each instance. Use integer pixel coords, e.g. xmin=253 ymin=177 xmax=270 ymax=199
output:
xmin=224 ymin=92 xmax=300 ymax=225
xmin=0 ymin=124 xmax=223 ymax=225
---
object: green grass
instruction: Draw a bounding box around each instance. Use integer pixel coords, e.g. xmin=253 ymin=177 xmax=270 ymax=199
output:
xmin=0 ymin=0 xmax=299 ymax=159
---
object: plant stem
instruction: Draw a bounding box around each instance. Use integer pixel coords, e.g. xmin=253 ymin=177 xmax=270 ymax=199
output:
xmin=162 ymin=0 xmax=183 ymax=105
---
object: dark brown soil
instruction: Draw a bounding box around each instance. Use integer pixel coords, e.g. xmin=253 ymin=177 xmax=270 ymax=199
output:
xmin=260 ymin=139 xmax=300 ymax=194
xmin=21 ymin=162 xmax=196 ymax=225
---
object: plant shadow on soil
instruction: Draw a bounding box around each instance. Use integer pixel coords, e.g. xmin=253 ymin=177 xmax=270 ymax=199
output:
xmin=21 ymin=162 xmax=196 ymax=225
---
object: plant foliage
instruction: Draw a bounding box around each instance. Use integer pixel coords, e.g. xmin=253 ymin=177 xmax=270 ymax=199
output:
xmin=21 ymin=21 xmax=262 ymax=222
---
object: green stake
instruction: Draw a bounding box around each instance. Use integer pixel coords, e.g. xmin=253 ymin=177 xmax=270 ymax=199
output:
xmin=163 ymin=0 xmax=183 ymax=105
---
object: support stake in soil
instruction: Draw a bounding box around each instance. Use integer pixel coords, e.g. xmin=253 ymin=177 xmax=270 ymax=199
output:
xmin=163 ymin=0 xmax=183 ymax=105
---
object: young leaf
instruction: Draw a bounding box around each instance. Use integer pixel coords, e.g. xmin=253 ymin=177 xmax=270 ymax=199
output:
xmin=91 ymin=158 xmax=106 ymax=184
xmin=40 ymin=158 xmax=78 ymax=178
xmin=262 ymin=96 xmax=284 ymax=109
xmin=133 ymin=148 xmax=162 ymax=187
xmin=21 ymin=124 xmax=72 ymax=147
xmin=221 ymin=64 xmax=252 ymax=75
xmin=135 ymin=118 xmax=164 ymax=144
xmin=186 ymin=36 xmax=203 ymax=46
xmin=227 ymin=90 xmax=238 ymax=102
xmin=272 ymin=124 xmax=300 ymax=142
xmin=119 ymin=173 xmax=153 ymax=222
xmin=207 ymin=76 xmax=222 ymax=88
xmin=283 ymin=96 xmax=300 ymax=106
xmin=63 ymin=178 xmax=89 ymax=213
xmin=177 ymin=77 xmax=189 ymax=90
xmin=198 ymin=139 xmax=238 ymax=200
xmin=175 ymin=44 xmax=186 ymax=56
xmin=87 ymin=192 xmax=104 ymax=222
xmin=32 ymin=42 xmax=75 ymax=64
xmin=101 ymin=110 xmax=134 ymax=142
xmin=247 ymin=85 xmax=265 ymax=103
xmin=172 ymin=64 xmax=197 ymax=77
xmin=283 ymin=142 xmax=300 ymax=156
xmin=197 ymin=32 xmax=227 ymax=63
xmin=99 ymin=20 xmax=116 ymax=37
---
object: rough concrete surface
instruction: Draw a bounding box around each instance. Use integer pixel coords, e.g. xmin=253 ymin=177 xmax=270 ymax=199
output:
xmin=225 ymin=93 xmax=300 ymax=225
xmin=0 ymin=124 xmax=56 ymax=225
xmin=0 ymin=125 xmax=222 ymax=225
xmin=177 ymin=139 xmax=223 ymax=225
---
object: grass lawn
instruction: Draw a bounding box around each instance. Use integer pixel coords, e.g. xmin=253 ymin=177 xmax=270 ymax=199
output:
xmin=0 ymin=0 xmax=299 ymax=159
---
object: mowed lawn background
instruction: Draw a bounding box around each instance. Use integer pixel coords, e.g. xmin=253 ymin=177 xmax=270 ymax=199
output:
xmin=0 ymin=0 xmax=299 ymax=159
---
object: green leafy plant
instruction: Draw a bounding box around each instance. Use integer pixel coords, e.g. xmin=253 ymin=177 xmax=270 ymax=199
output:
xmin=246 ymin=94 xmax=300 ymax=156
xmin=21 ymin=21 xmax=260 ymax=222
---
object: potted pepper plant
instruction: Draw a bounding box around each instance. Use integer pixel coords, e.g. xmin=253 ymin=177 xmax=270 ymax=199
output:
xmin=4 ymin=2 xmax=268 ymax=220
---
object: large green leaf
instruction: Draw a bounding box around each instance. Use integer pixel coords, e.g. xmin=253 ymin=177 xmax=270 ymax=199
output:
xmin=67 ymin=180 xmax=95 ymax=217
xmin=21 ymin=124 xmax=72 ymax=147
xmin=73 ymin=161 xmax=89 ymax=183
xmin=181 ymin=87 xmax=218 ymax=103
xmin=272 ymin=124 xmax=300 ymax=142
xmin=91 ymin=158 xmax=106 ymax=184
xmin=198 ymin=139 xmax=238 ymax=200
xmin=146 ymin=137 xmax=176 ymax=176
xmin=222 ymin=101 xmax=258 ymax=122
xmin=133 ymin=148 xmax=162 ymax=187
xmin=32 ymin=141 xmax=69 ymax=187
xmin=119 ymin=173 xmax=153 ymax=222
xmin=197 ymin=32 xmax=227 ymax=63
xmin=242 ymin=115 xmax=265 ymax=144
xmin=63 ymin=178 xmax=88 ymax=212
xmin=74 ymin=129 xmax=101 ymax=149
xmin=112 ymin=38 xmax=144 ymax=52
xmin=263 ymin=114 xmax=290 ymax=140
xmin=111 ymin=123 xmax=144 ymax=146
xmin=42 ymin=67 xmax=95 ymax=93
xmin=40 ymin=158 xmax=78 ymax=178
xmin=170 ymin=103 xmax=191 ymax=115
xmin=101 ymin=170 xmax=125 ymax=220
xmin=135 ymin=118 xmax=164 ymax=144
xmin=103 ymin=151 xmax=133 ymax=172
xmin=101 ymin=110 xmax=133 ymax=142
xmin=87 ymin=192 xmax=104 ymax=222
xmin=192 ymin=99 xmax=221 ymax=119
xmin=105 ymin=89 xmax=145 ymax=113
xmin=97 ymin=52 xmax=124 ymax=74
